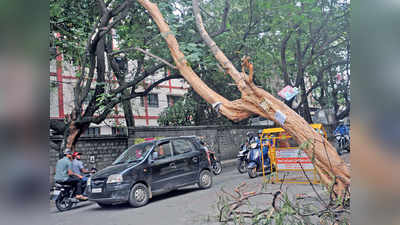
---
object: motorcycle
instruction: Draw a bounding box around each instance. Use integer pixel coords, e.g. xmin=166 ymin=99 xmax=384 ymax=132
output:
xmin=50 ymin=174 xmax=91 ymax=212
xmin=247 ymin=141 xmax=270 ymax=178
xmin=335 ymin=133 xmax=350 ymax=155
xmin=205 ymin=147 xmax=222 ymax=175
xmin=197 ymin=138 xmax=222 ymax=175
xmin=334 ymin=124 xmax=350 ymax=155
xmin=237 ymin=144 xmax=249 ymax=173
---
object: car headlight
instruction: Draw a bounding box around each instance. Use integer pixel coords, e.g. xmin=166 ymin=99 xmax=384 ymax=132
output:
xmin=107 ymin=174 xmax=123 ymax=184
xmin=87 ymin=177 xmax=91 ymax=186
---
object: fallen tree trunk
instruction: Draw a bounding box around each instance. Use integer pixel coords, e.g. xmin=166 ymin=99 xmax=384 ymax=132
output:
xmin=136 ymin=0 xmax=350 ymax=197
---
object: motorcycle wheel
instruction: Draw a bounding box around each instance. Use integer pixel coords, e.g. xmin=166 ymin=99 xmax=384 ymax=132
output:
xmin=212 ymin=161 xmax=222 ymax=175
xmin=248 ymin=167 xmax=257 ymax=178
xmin=237 ymin=160 xmax=247 ymax=174
xmin=345 ymin=140 xmax=350 ymax=152
xmin=55 ymin=195 xmax=73 ymax=212
xmin=334 ymin=141 xmax=343 ymax=155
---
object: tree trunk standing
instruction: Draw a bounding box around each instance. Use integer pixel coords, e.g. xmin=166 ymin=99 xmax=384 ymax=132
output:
xmin=105 ymin=33 xmax=136 ymax=128
xmin=62 ymin=110 xmax=90 ymax=153
xmin=136 ymin=0 xmax=350 ymax=197
xmin=65 ymin=122 xmax=90 ymax=152
xmin=295 ymin=38 xmax=313 ymax=123
xmin=299 ymin=77 xmax=313 ymax=123
xmin=121 ymin=95 xmax=135 ymax=127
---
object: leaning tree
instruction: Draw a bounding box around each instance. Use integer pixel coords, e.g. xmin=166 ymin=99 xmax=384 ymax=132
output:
xmin=136 ymin=0 xmax=350 ymax=197
xmin=49 ymin=0 xmax=183 ymax=152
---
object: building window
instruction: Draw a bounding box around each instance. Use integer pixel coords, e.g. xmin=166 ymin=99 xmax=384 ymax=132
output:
xmin=83 ymin=127 xmax=100 ymax=136
xmin=167 ymin=95 xmax=182 ymax=107
xmin=141 ymin=94 xmax=159 ymax=108
xmin=112 ymin=127 xmax=126 ymax=135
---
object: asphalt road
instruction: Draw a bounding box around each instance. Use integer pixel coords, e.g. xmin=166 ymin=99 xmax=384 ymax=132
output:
xmin=49 ymin=162 xmax=337 ymax=225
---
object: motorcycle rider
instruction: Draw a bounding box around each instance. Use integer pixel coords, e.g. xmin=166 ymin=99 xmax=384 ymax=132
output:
xmin=54 ymin=149 xmax=87 ymax=200
xmin=258 ymin=130 xmax=271 ymax=165
xmin=71 ymin=152 xmax=89 ymax=182
xmin=334 ymin=121 xmax=350 ymax=154
xmin=335 ymin=121 xmax=349 ymax=136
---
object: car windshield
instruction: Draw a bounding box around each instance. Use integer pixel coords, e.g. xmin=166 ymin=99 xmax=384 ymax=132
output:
xmin=112 ymin=142 xmax=154 ymax=165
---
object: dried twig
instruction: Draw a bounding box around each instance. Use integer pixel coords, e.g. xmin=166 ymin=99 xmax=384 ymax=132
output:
xmin=298 ymin=162 xmax=328 ymax=207
xmin=216 ymin=173 xmax=350 ymax=224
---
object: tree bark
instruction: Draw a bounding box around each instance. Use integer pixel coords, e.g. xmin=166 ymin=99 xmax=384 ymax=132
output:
xmin=136 ymin=0 xmax=350 ymax=197
xmin=121 ymin=96 xmax=135 ymax=127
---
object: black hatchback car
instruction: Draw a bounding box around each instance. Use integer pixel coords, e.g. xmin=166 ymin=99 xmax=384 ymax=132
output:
xmin=87 ymin=136 xmax=213 ymax=208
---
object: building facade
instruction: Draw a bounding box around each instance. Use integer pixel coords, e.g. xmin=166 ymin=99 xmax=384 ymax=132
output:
xmin=50 ymin=53 xmax=189 ymax=134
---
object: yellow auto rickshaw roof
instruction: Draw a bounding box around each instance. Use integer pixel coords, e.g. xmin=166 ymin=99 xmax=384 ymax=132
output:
xmin=261 ymin=123 xmax=324 ymax=135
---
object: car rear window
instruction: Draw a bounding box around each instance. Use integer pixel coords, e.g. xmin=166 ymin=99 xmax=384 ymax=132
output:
xmin=172 ymin=139 xmax=194 ymax=155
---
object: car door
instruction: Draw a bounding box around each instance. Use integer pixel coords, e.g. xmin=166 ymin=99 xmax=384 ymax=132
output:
xmin=171 ymin=138 xmax=200 ymax=186
xmin=150 ymin=141 xmax=176 ymax=191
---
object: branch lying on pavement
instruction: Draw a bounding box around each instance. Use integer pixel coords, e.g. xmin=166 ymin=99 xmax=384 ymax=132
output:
xmin=215 ymin=176 xmax=350 ymax=224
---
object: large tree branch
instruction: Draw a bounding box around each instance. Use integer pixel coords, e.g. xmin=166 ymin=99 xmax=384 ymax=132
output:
xmin=209 ymin=0 xmax=230 ymax=37
xmin=133 ymin=74 xmax=182 ymax=97
xmin=192 ymin=0 xmax=245 ymax=86
xmin=110 ymin=47 xmax=177 ymax=69
xmin=137 ymin=0 xmax=350 ymax=196
xmin=107 ymin=63 xmax=166 ymax=96
xmin=294 ymin=37 xmax=304 ymax=87
xmin=305 ymin=37 xmax=346 ymax=67
xmin=305 ymin=60 xmax=348 ymax=97
xmin=75 ymin=0 xmax=129 ymax=112
xmin=90 ymin=0 xmax=131 ymax=51
xmin=97 ymin=0 xmax=108 ymax=14
xmin=50 ymin=119 xmax=67 ymax=135
xmin=280 ymin=30 xmax=294 ymax=86
xmin=77 ymin=54 xmax=97 ymax=108
xmin=82 ymin=36 xmax=107 ymax=119
xmin=301 ymin=5 xmax=334 ymax=59
xmin=110 ymin=0 xmax=131 ymax=17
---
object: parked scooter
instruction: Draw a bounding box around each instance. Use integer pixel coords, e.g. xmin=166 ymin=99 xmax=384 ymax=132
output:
xmin=247 ymin=140 xmax=270 ymax=178
xmin=237 ymin=132 xmax=259 ymax=173
xmin=50 ymin=173 xmax=92 ymax=212
xmin=334 ymin=124 xmax=350 ymax=155
xmin=237 ymin=144 xmax=249 ymax=173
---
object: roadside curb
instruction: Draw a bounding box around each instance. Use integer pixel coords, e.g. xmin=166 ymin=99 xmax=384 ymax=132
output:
xmin=221 ymin=159 xmax=237 ymax=168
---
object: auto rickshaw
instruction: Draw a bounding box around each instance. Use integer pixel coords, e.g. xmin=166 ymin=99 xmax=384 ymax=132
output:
xmin=259 ymin=124 xmax=327 ymax=184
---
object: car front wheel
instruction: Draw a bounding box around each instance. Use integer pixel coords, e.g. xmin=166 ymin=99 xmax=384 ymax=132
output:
xmin=198 ymin=170 xmax=212 ymax=189
xmin=128 ymin=183 xmax=149 ymax=208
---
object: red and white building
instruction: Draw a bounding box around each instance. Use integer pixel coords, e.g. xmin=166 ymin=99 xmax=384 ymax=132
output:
xmin=50 ymin=53 xmax=189 ymax=134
